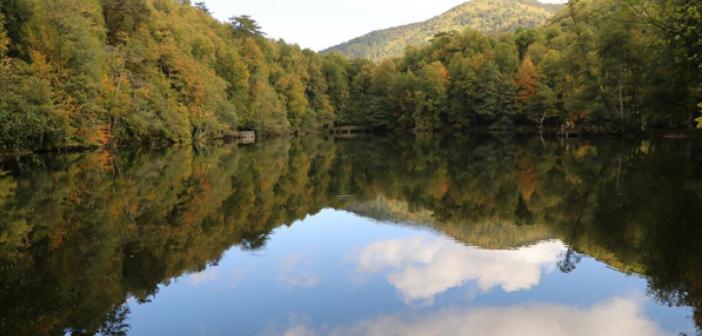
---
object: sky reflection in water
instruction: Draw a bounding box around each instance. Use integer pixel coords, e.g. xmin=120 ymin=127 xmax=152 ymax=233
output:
xmin=2 ymin=136 xmax=700 ymax=335
xmin=126 ymin=210 xmax=693 ymax=336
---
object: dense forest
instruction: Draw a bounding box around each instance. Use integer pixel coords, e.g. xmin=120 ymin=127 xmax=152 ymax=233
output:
xmin=0 ymin=0 xmax=700 ymax=151
xmin=324 ymin=0 xmax=563 ymax=61
xmin=1 ymin=136 xmax=701 ymax=334
xmin=335 ymin=0 xmax=702 ymax=133
xmin=0 ymin=0 xmax=350 ymax=150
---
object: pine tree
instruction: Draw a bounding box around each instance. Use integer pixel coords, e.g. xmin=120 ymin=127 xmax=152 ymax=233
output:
xmin=229 ymin=15 xmax=264 ymax=38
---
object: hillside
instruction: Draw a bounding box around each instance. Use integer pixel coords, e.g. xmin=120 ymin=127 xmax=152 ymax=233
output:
xmin=0 ymin=0 xmax=697 ymax=151
xmin=345 ymin=197 xmax=554 ymax=250
xmin=344 ymin=197 xmax=643 ymax=273
xmin=323 ymin=0 xmax=563 ymax=61
xmin=0 ymin=0 xmax=356 ymax=151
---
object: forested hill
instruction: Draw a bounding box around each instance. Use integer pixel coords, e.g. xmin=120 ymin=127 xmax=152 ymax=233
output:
xmin=0 ymin=0 xmax=352 ymax=150
xmin=323 ymin=0 xmax=563 ymax=61
xmin=0 ymin=0 xmax=700 ymax=152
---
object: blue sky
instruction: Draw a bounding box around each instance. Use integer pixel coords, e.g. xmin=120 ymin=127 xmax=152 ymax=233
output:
xmin=204 ymin=0 xmax=566 ymax=51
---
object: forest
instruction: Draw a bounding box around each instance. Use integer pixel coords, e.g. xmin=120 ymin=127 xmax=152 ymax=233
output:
xmin=0 ymin=0 xmax=700 ymax=151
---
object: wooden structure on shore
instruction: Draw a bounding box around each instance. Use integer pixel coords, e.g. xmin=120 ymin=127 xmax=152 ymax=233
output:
xmin=230 ymin=131 xmax=256 ymax=144
xmin=334 ymin=125 xmax=369 ymax=138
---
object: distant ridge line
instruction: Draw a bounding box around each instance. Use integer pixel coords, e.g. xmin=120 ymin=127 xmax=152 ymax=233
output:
xmin=323 ymin=0 xmax=564 ymax=61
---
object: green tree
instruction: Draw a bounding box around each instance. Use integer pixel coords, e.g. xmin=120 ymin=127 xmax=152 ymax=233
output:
xmin=342 ymin=60 xmax=373 ymax=125
xmin=321 ymin=53 xmax=349 ymax=120
xmin=101 ymin=0 xmax=151 ymax=44
xmin=304 ymin=52 xmax=335 ymax=127
xmin=413 ymin=61 xmax=450 ymax=132
xmin=369 ymin=60 xmax=405 ymax=129
xmin=194 ymin=2 xmax=210 ymax=14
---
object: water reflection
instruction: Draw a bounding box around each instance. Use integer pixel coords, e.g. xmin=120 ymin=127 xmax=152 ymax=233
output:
xmin=355 ymin=238 xmax=565 ymax=303
xmin=0 ymin=135 xmax=700 ymax=335
xmin=279 ymin=255 xmax=321 ymax=289
xmin=284 ymin=297 xmax=666 ymax=336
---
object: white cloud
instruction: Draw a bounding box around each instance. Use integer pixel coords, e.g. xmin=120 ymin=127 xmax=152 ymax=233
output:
xmin=355 ymin=238 xmax=566 ymax=302
xmin=279 ymin=255 xmax=321 ymax=289
xmin=282 ymin=297 xmax=671 ymax=336
xmin=283 ymin=325 xmax=318 ymax=336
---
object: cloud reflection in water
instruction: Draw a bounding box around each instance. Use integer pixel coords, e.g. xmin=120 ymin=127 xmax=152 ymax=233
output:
xmin=355 ymin=237 xmax=567 ymax=302
xmin=281 ymin=296 xmax=668 ymax=336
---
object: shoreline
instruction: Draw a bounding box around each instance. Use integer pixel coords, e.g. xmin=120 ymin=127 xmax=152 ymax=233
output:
xmin=0 ymin=128 xmax=698 ymax=158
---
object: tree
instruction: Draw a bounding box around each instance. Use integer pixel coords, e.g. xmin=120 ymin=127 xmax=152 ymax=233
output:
xmin=229 ymin=15 xmax=265 ymax=38
xmin=305 ymin=53 xmax=335 ymax=127
xmin=215 ymin=46 xmax=250 ymax=118
xmin=514 ymin=56 xmax=556 ymax=128
xmin=658 ymin=0 xmax=702 ymax=127
xmin=9 ymin=0 xmax=111 ymax=148
xmin=343 ymin=61 xmax=373 ymax=125
xmin=0 ymin=12 xmax=8 ymax=56
xmin=321 ymin=54 xmax=349 ymax=119
xmin=558 ymin=248 xmax=582 ymax=273
xmin=387 ymin=70 xmax=419 ymax=130
xmin=193 ymin=2 xmax=210 ymax=14
xmin=448 ymin=54 xmax=501 ymax=127
xmin=276 ymin=73 xmax=309 ymax=129
xmin=515 ymin=57 xmax=538 ymax=104
xmin=368 ymin=60 xmax=403 ymax=128
xmin=1 ymin=0 xmax=34 ymax=59
xmin=413 ymin=61 xmax=449 ymax=132
xmin=494 ymin=40 xmax=519 ymax=74
xmin=515 ymin=28 xmax=538 ymax=60
xmin=251 ymin=75 xmax=289 ymax=134
xmin=628 ymin=0 xmax=702 ymax=73
xmin=101 ymin=0 xmax=151 ymax=44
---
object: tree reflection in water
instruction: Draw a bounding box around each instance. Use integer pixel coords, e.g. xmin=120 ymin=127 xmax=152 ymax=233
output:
xmin=0 ymin=135 xmax=700 ymax=335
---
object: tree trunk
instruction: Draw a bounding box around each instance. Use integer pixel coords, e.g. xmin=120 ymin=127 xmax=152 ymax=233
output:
xmin=619 ymin=79 xmax=624 ymax=120
xmin=540 ymin=111 xmax=547 ymax=130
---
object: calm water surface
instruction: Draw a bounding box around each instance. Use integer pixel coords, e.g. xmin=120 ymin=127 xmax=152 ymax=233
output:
xmin=0 ymin=136 xmax=700 ymax=335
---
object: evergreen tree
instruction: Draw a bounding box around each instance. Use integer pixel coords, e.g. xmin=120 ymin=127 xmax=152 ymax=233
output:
xmin=229 ymin=15 xmax=264 ymax=38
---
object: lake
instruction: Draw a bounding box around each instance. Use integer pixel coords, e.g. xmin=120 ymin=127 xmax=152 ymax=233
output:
xmin=0 ymin=135 xmax=700 ymax=335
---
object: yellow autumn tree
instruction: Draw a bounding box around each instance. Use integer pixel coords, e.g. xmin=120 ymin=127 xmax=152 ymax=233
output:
xmin=0 ymin=13 xmax=7 ymax=57
xmin=515 ymin=56 xmax=538 ymax=104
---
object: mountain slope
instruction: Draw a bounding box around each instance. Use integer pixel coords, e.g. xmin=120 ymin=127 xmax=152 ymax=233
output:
xmin=323 ymin=0 xmax=563 ymax=61
xmin=344 ymin=197 xmax=554 ymax=249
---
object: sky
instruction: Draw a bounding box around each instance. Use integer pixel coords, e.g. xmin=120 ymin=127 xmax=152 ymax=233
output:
xmin=205 ymin=0 xmax=567 ymax=52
